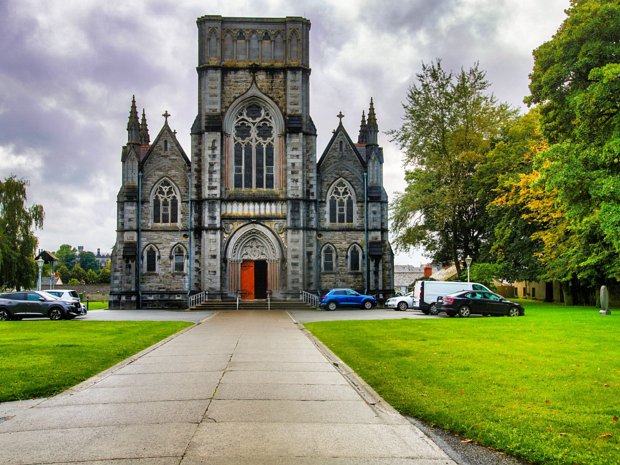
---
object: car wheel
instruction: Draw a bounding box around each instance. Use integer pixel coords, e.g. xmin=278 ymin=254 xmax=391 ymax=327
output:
xmin=429 ymin=303 xmax=438 ymax=315
xmin=49 ymin=308 xmax=64 ymax=320
xmin=508 ymin=306 xmax=520 ymax=317
xmin=0 ymin=309 xmax=10 ymax=321
xmin=397 ymin=301 xmax=408 ymax=311
xmin=363 ymin=300 xmax=373 ymax=310
xmin=327 ymin=301 xmax=337 ymax=311
xmin=458 ymin=305 xmax=471 ymax=318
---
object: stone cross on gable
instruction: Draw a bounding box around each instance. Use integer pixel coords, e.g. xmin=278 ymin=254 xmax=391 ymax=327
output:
xmin=162 ymin=110 xmax=171 ymax=123
xmin=337 ymin=111 xmax=344 ymax=123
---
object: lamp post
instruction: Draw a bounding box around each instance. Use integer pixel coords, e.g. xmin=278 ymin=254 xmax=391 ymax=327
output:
xmin=36 ymin=257 xmax=44 ymax=291
xmin=465 ymin=255 xmax=472 ymax=282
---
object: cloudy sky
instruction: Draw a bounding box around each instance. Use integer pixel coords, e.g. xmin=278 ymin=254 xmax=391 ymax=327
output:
xmin=0 ymin=0 xmax=568 ymax=264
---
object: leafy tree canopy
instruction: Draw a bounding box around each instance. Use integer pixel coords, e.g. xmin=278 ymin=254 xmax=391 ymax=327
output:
xmin=525 ymin=0 xmax=620 ymax=284
xmin=0 ymin=176 xmax=44 ymax=290
xmin=389 ymin=60 xmax=517 ymax=275
xmin=55 ymin=244 xmax=77 ymax=269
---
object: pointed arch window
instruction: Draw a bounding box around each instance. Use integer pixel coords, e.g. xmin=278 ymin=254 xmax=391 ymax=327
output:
xmin=144 ymin=245 xmax=159 ymax=273
xmin=233 ymin=102 xmax=276 ymax=189
xmin=328 ymin=180 xmax=354 ymax=224
xmin=152 ymin=179 xmax=179 ymax=224
xmin=171 ymin=245 xmax=187 ymax=273
xmin=261 ymin=32 xmax=272 ymax=61
xmin=348 ymin=244 xmax=362 ymax=272
xmin=322 ymin=244 xmax=336 ymax=272
xmin=236 ymin=31 xmax=247 ymax=60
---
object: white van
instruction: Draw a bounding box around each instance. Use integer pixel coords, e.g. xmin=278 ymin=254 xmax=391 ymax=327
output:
xmin=412 ymin=281 xmax=492 ymax=315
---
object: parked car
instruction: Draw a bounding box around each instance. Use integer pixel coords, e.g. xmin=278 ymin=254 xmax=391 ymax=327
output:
xmin=436 ymin=290 xmax=525 ymax=317
xmin=412 ymin=280 xmax=493 ymax=315
xmin=320 ymin=289 xmax=377 ymax=311
xmin=0 ymin=290 xmax=85 ymax=320
xmin=385 ymin=291 xmax=415 ymax=311
xmin=46 ymin=289 xmax=87 ymax=314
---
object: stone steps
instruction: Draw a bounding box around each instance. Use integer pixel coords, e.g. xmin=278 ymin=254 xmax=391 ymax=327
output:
xmin=189 ymin=299 xmax=318 ymax=312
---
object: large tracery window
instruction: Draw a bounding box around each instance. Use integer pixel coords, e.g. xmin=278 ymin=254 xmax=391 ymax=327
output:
xmin=328 ymin=180 xmax=354 ymax=224
xmin=152 ymin=180 xmax=179 ymax=224
xmin=233 ymin=103 xmax=275 ymax=190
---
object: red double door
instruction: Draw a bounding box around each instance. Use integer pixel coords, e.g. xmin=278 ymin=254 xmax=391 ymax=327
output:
xmin=240 ymin=260 xmax=268 ymax=299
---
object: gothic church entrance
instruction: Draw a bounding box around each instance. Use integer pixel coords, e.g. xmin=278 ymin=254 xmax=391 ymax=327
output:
xmin=240 ymin=260 xmax=268 ymax=299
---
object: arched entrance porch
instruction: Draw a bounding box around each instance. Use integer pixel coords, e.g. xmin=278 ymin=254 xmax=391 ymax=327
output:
xmin=225 ymin=224 xmax=283 ymax=299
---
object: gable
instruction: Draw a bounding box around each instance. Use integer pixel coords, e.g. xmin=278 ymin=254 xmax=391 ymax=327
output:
xmin=141 ymin=123 xmax=191 ymax=168
xmin=317 ymin=125 xmax=366 ymax=171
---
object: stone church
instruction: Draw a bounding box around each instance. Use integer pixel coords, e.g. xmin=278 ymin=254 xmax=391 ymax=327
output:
xmin=109 ymin=15 xmax=394 ymax=309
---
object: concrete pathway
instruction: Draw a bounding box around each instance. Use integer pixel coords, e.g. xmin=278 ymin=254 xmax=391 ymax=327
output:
xmin=0 ymin=311 xmax=455 ymax=465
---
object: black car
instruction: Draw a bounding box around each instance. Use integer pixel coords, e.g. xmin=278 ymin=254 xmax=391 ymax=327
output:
xmin=0 ymin=291 xmax=84 ymax=320
xmin=437 ymin=290 xmax=524 ymax=317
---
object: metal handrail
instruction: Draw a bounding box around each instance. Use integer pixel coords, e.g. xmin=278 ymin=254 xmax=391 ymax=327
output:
xmin=236 ymin=290 xmax=241 ymax=311
xmin=188 ymin=290 xmax=209 ymax=308
xmin=267 ymin=290 xmax=272 ymax=310
xmin=300 ymin=290 xmax=320 ymax=307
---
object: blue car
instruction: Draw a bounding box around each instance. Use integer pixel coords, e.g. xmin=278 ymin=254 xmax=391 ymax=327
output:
xmin=320 ymin=288 xmax=377 ymax=311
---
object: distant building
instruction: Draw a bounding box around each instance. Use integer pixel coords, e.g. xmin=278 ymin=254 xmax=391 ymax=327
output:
xmin=95 ymin=248 xmax=111 ymax=268
xmin=393 ymin=265 xmax=424 ymax=294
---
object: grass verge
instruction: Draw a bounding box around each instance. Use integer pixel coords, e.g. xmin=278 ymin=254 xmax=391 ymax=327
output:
xmin=305 ymin=303 xmax=620 ymax=465
xmin=85 ymin=301 xmax=108 ymax=310
xmin=0 ymin=320 xmax=191 ymax=402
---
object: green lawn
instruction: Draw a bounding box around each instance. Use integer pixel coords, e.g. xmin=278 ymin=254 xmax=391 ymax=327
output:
xmin=85 ymin=301 xmax=108 ymax=310
xmin=305 ymin=303 xmax=620 ymax=465
xmin=0 ymin=320 xmax=192 ymax=402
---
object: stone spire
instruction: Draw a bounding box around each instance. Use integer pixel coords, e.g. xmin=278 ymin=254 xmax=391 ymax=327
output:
xmin=139 ymin=109 xmax=150 ymax=145
xmin=367 ymin=97 xmax=378 ymax=145
xmin=357 ymin=110 xmax=368 ymax=144
xmin=126 ymin=95 xmax=140 ymax=144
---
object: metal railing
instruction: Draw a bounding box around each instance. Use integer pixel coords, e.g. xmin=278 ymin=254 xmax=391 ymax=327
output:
xmin=300 ymin=290 xmax=320 ymax=307
xmin=267 ymin=290 xmax=272 ymax=310
xmin=188 ymin=290 xmax=209 ymax=308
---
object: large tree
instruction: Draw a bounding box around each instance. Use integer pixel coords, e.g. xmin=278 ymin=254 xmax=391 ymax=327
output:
xmin=488 ymin=109 xmax=547 ymax=282
xmin=525 ymin=0 xmax=620 ymax=287
xmin=0 ymin=176 xmax=44 ymax=290
xmin=390 ymin=60 xmax=516 ymax=274
xmin=55 ymin=244 xmax=77 ymax=270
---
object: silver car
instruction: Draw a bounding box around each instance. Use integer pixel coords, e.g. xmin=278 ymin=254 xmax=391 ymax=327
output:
xmin=385 ymin=292 xmax=415 ymax=311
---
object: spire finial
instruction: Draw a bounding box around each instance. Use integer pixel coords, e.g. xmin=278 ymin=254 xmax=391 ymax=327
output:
xmin=162 ymin=110 xmax=171 ymax=124
xmin=140 ymin=109 xmax=150 ymax=145
xmin=127 ymin=95 xmax=141 ymax=143
xmin=367 ymin=98 xmax=377 ymax=128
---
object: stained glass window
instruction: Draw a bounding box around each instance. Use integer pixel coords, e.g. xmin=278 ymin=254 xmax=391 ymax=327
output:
xmin=232 ymin=102 xmax=276 ymax=189
xmin=153 ymin=180 xmax=179 ymax=224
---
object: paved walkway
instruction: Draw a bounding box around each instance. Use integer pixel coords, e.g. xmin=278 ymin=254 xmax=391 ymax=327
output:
xmin=0 ymin=311 xmax=455 ymax=465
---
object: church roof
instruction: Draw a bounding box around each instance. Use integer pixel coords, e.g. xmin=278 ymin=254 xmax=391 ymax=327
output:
xmin=317 ymin=116 xmax=367 ymax=169
xmin=141 ymin=111 xmax=191 ymax=167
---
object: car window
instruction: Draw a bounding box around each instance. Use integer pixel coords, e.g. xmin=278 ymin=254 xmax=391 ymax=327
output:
xmin=347 ymin=290 xmax=359 ymax=296
xmin=27 ymin=292 xmax=41 ymax=301
xmin=334 ymin=290 xmax=345 ymax=295
xmin=69 ymin=291 xmax=79 ymax=298
xmin=48 ymin=291 xmax=60 ymax=297
xmin=487 ymin=293 xmax=502 ymax=300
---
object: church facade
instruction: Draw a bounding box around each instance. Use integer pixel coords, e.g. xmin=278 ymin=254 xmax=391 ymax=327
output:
xmin=109 ymin=15 xmax=393 ymax=309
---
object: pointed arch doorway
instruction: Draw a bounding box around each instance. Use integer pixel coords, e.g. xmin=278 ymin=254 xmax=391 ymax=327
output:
xmin=226 ymin=224 xmax=282 ymax=299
